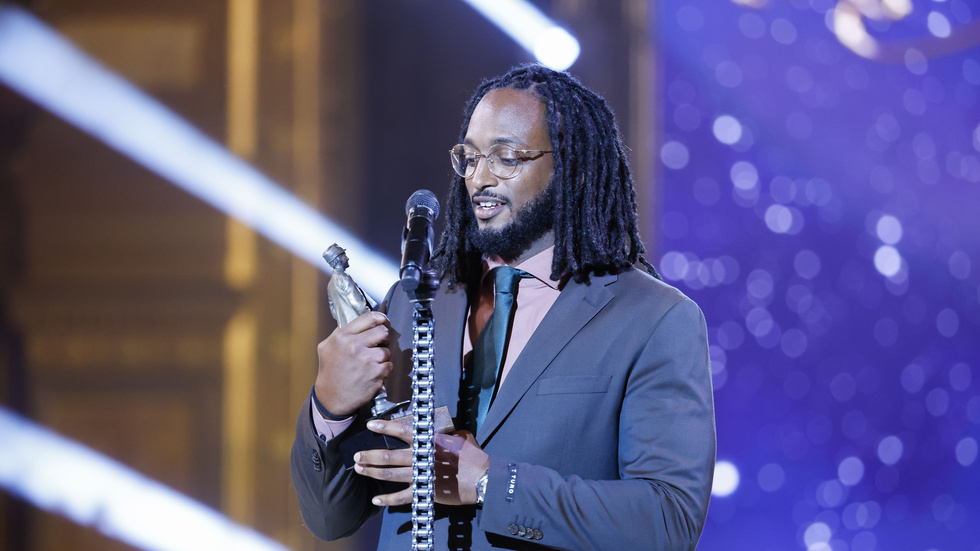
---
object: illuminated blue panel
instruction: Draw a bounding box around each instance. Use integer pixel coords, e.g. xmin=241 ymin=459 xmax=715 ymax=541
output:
xmin=0 ymin=407 xmax=292 ymax=551
xmin=462 ymin=0 xmax=580 ymax=71
xmin=0 ymin=5 xmax=398 ymax=300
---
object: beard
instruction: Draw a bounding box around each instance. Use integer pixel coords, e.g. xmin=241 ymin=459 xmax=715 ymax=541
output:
xmin=464 ymin=184 xmax=556 ymax=261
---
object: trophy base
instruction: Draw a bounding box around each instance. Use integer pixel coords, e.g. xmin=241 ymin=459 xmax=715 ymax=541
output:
xmin=339 ymin=405 xmax=455 ymax=469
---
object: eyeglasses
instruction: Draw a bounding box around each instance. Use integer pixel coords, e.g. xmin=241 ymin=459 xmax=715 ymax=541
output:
xmin=449 ymin=143 xmax=553 ymax=180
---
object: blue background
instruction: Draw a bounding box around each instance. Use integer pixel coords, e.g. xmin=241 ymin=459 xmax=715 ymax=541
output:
xmin=656 ymin=1 xmax=980 ymax=549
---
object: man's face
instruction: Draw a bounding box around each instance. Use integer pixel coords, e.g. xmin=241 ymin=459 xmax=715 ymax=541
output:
xmin=462 ymin=88 xmax=555 ymax=258
xmin=463 ymin=88 xmax=554 ymax=231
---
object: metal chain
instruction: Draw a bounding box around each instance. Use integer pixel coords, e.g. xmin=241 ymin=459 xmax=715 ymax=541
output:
xmin=411 ymin=306 xmax=435 ymax=551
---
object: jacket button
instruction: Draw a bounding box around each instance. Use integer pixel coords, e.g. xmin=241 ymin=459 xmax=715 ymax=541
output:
xmin=508 ymin=524 xmax=519 ymax=535
xmin=532 ymin=529 xmax=543 ymax=540
xmin=523 ymin=527 xmax=535 ymax=539
xmin=311 ymin=450 xmax=323 ymax=472
xmin=516 ymin=526 xmax=526 ymax=537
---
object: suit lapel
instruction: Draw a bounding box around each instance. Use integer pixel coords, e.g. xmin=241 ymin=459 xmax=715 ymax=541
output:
xmin=431 ymin=283 xmax=468 ymax=418
xmin=476 ymin=273 xmax=617 ymax=444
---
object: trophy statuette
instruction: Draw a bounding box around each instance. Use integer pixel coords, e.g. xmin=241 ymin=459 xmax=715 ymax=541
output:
xmin=322 ymin=244 xmax=453 ymax=469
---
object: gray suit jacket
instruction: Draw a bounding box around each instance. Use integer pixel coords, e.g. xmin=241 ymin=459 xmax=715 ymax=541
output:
xmin=291 ymin=267 xmax=715 ymax=550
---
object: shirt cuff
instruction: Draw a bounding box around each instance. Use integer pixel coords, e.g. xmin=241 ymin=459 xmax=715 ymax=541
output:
xmin=310 ymin=396 xmax=354 ymax=441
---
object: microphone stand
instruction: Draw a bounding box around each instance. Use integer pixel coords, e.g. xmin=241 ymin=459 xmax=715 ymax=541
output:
xmin=404 ymin=270 xmax=440 ymax=551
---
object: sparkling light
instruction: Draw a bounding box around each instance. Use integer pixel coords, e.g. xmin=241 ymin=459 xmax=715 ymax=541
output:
xmin=883 ymin=0 xmax=913 ymax=18
xmin=757 ymin=463 xmax=785 ymax=492
xmin=746 ymin=269 xmax=774 ymax=300
xmin=901 ymin=363 xmax=926 ymax=393
xmin=873 ymin=246 xmax=902 ymax=277
xmin=676 ymin=5 xmax=705 ymax=32
xmin=843 ymin=502 xmax=882 ymax=531
xmin=731 ymin=161 xmax=759 ymax=190
xmin=956 ymin=438 xmax=978 ymax=467
xmin=804 ymin=522 xmax=833 ymax=548
xmin=780 ymin=328 xmax=808 ymax=358
xmin=739 ymin=12 xmax=766 ymax=39
xmin=661 ymin=141 xmax=690 ymax=169
xmin=817 ymin=480 xmax=847 ymax=507
xmin=715 ymin=60 xmax=744 ymax=88
xmin=936 ymin=308 xmax=960 ymax=337
xmin=712 ymin=460 xmax=740 ymax=497
xmin=949 ymin=251 xmax=971 ymax=279
xmin=905 ymin=48 xmax=929 ymax=75
xmin=852 ymin=530 xmax=877 ymax=551
xmin=765 ymin=204 xmax=795 ymax=233
xmin=794 ymin=250 xmax=822 ymax=279
xmin=713 ymin=115 xmax=743 ymax=145
xmin=770 ymin=18 xmax=798 ymax=45
xmin=832 ymin=3 xmax=879 ymax=58
xmin=876 ymin=215 xmax=903 ymax=244
xmin=927 ymin=12 xmax=952 ymax=38
xmin=949 ymin=363 xmax=973 ymax=391
xmin=877 ymin=435 xmax=904 ymax=465
xmin=838 ymin=456 xmax=865 ymax=486
xmin=926 ymin=388 xmax=950 ymax=416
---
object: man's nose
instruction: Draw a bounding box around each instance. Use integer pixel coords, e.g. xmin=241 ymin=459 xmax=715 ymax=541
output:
xmin=470 ymin=156 xmax=497 ymax=190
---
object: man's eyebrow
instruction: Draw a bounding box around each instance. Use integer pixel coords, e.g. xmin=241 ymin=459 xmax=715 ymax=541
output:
xmin=462 ymin=136 xmax=523 ymax=148
xmin=492 ymin=137 xmax=522 ymax=146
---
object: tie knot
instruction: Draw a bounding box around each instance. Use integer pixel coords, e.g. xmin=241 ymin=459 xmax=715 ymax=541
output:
xmin=492 ymin=266 xmax=529 ymax=297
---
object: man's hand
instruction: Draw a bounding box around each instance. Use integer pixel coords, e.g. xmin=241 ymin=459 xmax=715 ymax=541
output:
xmin=314 ymin=311 xmax=393 ymax=417
xmin=353 ymin=420 xmax=490 ymax=507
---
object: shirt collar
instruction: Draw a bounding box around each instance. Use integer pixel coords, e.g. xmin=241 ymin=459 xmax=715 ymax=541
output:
xmin=483 ymin=246 xmax=562 ymax=291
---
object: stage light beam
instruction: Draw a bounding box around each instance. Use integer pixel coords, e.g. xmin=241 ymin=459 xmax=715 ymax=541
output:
xmin=0 ymin=407 xmax=293 ymax=551
xmin=462 ymin=0 xmax=580 ymax=71
xmin=0 ymin=4 xmax=398 ymax=300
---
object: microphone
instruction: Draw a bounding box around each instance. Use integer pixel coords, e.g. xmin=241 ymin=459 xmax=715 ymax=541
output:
xmin=400 ymin=189 xmax=440 ymax=291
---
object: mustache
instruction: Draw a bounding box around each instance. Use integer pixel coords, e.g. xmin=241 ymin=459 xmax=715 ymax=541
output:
xmin=470 ymin=191 xmax=508 ymax=203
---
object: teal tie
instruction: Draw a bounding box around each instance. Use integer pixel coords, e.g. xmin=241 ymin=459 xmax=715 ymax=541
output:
xmin=462 ymin=266 xmax=530 ymax=434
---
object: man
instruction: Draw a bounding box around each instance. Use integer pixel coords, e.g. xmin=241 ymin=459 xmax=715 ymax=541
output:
xmin=291 ymin=64 xmax=715 ymax=551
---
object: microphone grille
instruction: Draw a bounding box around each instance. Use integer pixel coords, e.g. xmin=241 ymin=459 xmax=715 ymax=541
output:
xmin=405 ymin=189 xmax=440 ymax=219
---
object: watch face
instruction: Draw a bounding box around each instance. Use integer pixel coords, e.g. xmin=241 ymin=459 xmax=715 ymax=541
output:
xmin=476 ymin=472 xmax=488 ymax=504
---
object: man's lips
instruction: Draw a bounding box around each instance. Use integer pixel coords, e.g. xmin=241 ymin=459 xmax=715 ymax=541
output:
xmin=472 ymin=195 xmax=508 ymax=221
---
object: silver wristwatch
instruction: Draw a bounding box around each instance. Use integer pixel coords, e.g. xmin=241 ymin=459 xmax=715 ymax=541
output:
xmin=475 ymin=471 xmax=489 ymax=505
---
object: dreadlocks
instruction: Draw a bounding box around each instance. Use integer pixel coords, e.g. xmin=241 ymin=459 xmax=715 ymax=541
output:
xmin=434 ymin=63 xmax=659 ymax=287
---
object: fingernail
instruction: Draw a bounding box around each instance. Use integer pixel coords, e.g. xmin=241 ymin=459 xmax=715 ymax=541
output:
xmin=367 ymin=421 xmax=382 ymax=430
xmin=372 ymin=497 xmax=381 ymax=506
xmin=353 ymin=452 xmax=361 ymax=462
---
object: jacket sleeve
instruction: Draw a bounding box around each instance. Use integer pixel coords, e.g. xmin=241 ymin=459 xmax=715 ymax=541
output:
xmin=476 ymin=297 xmax=716 ymax=551
xmin=290 ymin=402 xmax=384 ymax=541
xmin=289 ymin=283 xmax=403 ymax=541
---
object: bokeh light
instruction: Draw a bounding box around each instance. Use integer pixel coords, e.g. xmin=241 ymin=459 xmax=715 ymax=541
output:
xmin=712 ymin=460 xmax=741 ymax=497
xmin=659 ymin=0 xmax=979 ymax=547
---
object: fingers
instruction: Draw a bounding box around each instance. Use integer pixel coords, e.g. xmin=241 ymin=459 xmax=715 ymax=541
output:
xmin=366 ymin=419 xmax=413 ymax=444
xmin=354 ymin=449 xmax=412 ymax=480
xmin=355 ymin=425 xmax=490 ymax=507
xmin=362 ymin=322 xmax=392 ymax=348
xmin=313 ymin=312 xmax=393 ymax=416
xmin=369 ymin=488 xmax=413 ymax=507
xmin=354 ymin=447 xmax=412 ymax=468
xmin=353 ymin=441 xmax=413 ymax=506
xmin=343 ymin=311 xmax=390 ymax=335
xmin=335 ymin=313 xmax=391 ymax=353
